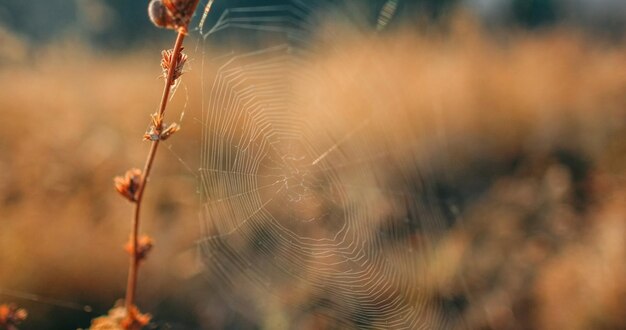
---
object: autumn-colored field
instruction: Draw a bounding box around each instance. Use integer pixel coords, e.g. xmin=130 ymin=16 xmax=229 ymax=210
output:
xmin=0 ymin=19 xmax=625 ymax=329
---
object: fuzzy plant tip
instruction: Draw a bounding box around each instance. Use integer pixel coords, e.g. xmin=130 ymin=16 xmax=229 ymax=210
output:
xmin=0 ymin=303 xmax=27 ymax=328
xmin=144 ymin=112 xmax=181 ymax=141
xmin=90 ymin=302 xmax=151 ymax=330
xmin=124 ymin=235 xmax=155 ymax=261
xmin=114 ymin=169 xmax=142 ymax=202
xmin=161 ymin=48 xmax=188 ymax=85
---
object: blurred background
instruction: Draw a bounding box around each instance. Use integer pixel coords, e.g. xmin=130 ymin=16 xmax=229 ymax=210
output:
xmin=1 ymin=0 xmax=625 ymax=50
xmin=0 ymin=0 xmax=625 ymax=329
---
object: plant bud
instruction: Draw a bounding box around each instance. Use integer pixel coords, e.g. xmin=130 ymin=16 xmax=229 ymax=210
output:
xmin=148 ymin=0 xmax=173 ymax=29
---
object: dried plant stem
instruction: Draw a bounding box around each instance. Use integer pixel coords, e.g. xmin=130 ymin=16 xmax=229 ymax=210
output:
xmin=124 ymin=30 xmax=187 ymax=314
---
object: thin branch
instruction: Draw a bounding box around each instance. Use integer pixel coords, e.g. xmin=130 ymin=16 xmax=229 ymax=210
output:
xmin=124 ymin=0 xmax=201 ymax=317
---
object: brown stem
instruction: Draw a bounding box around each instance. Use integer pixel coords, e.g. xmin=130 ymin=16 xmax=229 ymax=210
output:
xmin=123 ymin=0 xmax=202 ymax=317
xmin=124 ymin=30 xmax=189 ymax=314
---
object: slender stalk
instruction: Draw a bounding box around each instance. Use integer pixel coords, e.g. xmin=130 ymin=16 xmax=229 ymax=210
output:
xmin=122 ymin=0 xmax=202 ymax=318
xmin=124 ymin=30 xmax=189 ymax=314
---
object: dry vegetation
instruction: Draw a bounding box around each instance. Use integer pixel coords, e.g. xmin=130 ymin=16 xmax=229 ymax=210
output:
xmin=0 ymin=17 xmax=625 ymax=329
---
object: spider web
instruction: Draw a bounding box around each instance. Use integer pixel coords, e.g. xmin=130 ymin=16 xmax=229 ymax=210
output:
xmin=189 ymin=1 xmax=458 ymax=328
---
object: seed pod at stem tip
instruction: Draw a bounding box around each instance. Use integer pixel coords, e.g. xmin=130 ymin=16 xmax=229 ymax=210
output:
xmin=148 ymin=0 xmax=169 ymax=28
xmin=148 ymin=0 xmax=197 ymax=32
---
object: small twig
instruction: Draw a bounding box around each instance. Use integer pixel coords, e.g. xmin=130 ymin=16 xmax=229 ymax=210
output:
xmin=119 ymin=0 xmax=202 ymax=324
xmin=124 ymin=31 xmax=186 ymax=314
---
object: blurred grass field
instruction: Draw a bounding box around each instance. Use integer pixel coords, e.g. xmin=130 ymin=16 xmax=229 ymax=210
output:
xmin=0 ymin=15 xmax=625 ymax=329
